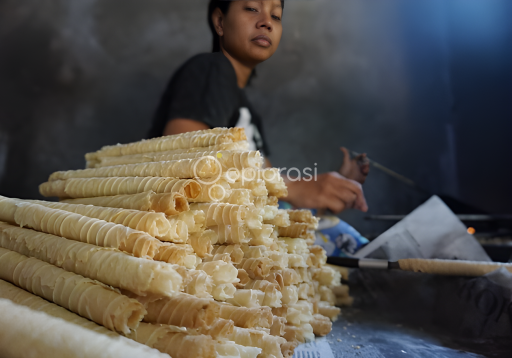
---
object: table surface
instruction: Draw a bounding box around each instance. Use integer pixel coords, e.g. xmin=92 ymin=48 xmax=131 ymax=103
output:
xmin=322 ymin=308 xmax=502 ymax=358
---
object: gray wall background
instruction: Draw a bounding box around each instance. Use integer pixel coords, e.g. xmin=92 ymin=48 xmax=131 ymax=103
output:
xmin=0 ymin=0 xmax=511 ymax=236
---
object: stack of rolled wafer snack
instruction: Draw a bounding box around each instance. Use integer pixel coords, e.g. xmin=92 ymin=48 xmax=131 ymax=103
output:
xmin=0 ymin=127 xmax=343 ymax=358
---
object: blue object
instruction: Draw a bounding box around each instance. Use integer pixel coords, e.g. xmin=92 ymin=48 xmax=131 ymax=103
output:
xmin=313 ymin=214 xmax=369 ymax=257
xmin=278 ymin=205 xmax=368 ymax=257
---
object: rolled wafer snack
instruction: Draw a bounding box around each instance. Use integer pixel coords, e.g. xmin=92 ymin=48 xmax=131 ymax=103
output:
xmin=192 ymin=319 xmax=233 ymax=341
xmin=211 ymin=244 xmax=244 ymax=264
xmin=317 ymin=301 xmax=341 ymax=321
xmin=269 ymin=251 xmax=289 ymax=270
xmin=294 ymin=267 xmax=312 ymax=283
xmin=0 ymin=247 xmax=145 ymax=333
xmin=49 ymin=157 xmax=221 ymax=181
xmin=0 ymin=196 xmax=16 ymax=223
xmin=281 ymin=342 xmax=299 ymax=358
xmin=236 ymin=269 xmax=251 ymax=288
xmin=195 ymin=318 xmax=235 ymax=340
xmin=268 ymin=269 xmax=302 ymax=286
xmin=239 ymin=258 xmax=274 ymax=280
xmin=279 ymin=238 xmax=309 ymax=254
xmin=273 ymin=306 xmax=302 ymax=326
xmin=216 ymin=342 xmax=262 ymax=358
xmin=87 ymin=140 xmax=249 ymax=166
xmin=248 ymin=225 xmax=276 ymax=247
xmin=127 ymin=292 xmax=220 ymax=328
xmin=211 ymin=224 xmax=250 ymax=245
xmin=173 ymin=209 xmax=205 ymax=233
xmin=283 ymin=324 xmax=314 ymax=344
xmin=312 ymin=266 xmax=342 ymax=287
xmin=212 ymin=283 xmax=237 ymax=301
xmin=244 ymin=280 xmax=283 ymax=307
xmin=87 ymin=128 xmax=246 ymax=158
xmin=197 ymin=260 xmax=239 ymax=284
xmin=190 ymin=203 xmax=247 ymax=227
xmin=203 ymin=253 xmax=232 ymax=264
xmin=241 ymin=245 xmax=269 ymax=259
xmin=245 ymin=206 xmax=264 ymax=229
xmin=176 ymin=266 xmax=214 ymax=298
xmin=154 ymin=243 xmax=200 ymax=268
xmin=222 ymin=189 xmax=252 ymax=205
xmin=318 ymin=286 xmax=336 ymax=305
xmin=289 ymin=300 xmax=314 ymax=324
xmin=270 ymin=315 xmax=286 ymax=337
xmin=0 ymin=279 xmax=117 ymax=337
xmin=0 ymin=222 xmax=183 ymax=297
xmin=297 ymin=283 xmax=314 ymax=300
xmin=13 ymin=203 xmax=160 ymax=259
xmin=331 ymin=284 xmax=349 ymax=298
xmin=228 ymin=168 xmax=287 ymax=198
xmin=229 ymin=179 xmax=268 ymax=197
xmin=22 ymin=199 xmax=172 ymax=240
xmin=278 ymin=223 xmax=309 ymax=238
xmin=260 ymin=168 xmax=288 ymax=198
xmin=0 ymin=299 xmax=168 ymax=358
xmin=287 ymin=210 xmax=319 ymax=229
xmin=217 ymin=304 xmax=273 ymax=329
xmin=287 ymin=254 xmax=308 ymax=268
xmin=310 ymin=313 xmax=332 ymax=336
xmin=128 ymin=323 xmax=219 ymax=358
xmin=266 ymin=196 xmax=279 ymax=206
xmin=229 ymin=326 xmax=287 ymax=358
xmin=188 ymin=178 xmax=232 ymax=203
xmin=97 ymin=150 xmax=263 ymax=171
xmin=265 ymin=209 xmax=291 ymax=227
xmin=308 ymin=245 xmax=327 ymax=267
xmin=398 ymin=258 xmax=512 ymax=276
xmin=158 ymin=216 xmax=188 ymax=243
xmin=281 ymin=285 xmax=299 ymax=305
xmin=62 ymin=191 xmax=189 ymax=216
xmin=261 ymin=205 xmax=278 ymax=221
xmin=91 ymin=142 xmax=250 ymax=167
xmin=0 ymin=279 xmax=202 ymax=357
xmin=226 ymin=289 xmax=265 ymax=308
xmin=40 ymin=177 xmax=201 ymax=199
xmin=188 ymin=230 xmax=215 ymax=258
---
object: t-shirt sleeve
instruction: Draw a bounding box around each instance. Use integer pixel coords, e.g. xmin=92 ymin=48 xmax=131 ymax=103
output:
xmin=148 ymin=54 xmax=240 ymax=138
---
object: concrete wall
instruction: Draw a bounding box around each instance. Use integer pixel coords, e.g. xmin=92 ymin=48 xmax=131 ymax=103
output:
xmin=1 ymin=0 xmax=511 ymax=235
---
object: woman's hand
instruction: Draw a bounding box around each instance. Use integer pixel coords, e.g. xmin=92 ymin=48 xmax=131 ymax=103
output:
xmin=283 ymin=172 xmax=368 ymax=214
xmin=339 ymin=147 xmax=370 ymax=184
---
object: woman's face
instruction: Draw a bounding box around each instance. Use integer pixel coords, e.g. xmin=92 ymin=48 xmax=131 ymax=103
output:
xmin=216 ymin=0 xmax=283 ymax=66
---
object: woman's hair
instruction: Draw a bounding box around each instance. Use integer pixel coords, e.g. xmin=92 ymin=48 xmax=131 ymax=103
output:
xmin=208 ymin=0 xmax=284 ymax=52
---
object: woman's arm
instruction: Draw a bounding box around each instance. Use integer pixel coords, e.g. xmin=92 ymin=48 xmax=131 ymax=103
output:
xmin=164 ymin=124 xmax=367 ymax=214
xmin=282 ymin=172 xmax=368 ymax=214
xmin=163 ymin=119 xmax=210 ymax=136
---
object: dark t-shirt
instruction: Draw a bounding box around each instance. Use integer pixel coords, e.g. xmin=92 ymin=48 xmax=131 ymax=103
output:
xmin=148 ymin=52 xmax=270 ymax=156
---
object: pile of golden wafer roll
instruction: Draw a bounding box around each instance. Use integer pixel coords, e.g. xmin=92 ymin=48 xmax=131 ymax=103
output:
xmin=0 ymin=128 xmax=344 ymax=358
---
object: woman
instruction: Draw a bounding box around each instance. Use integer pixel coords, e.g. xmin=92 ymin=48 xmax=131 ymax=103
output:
xmin=149 ymin=0 xmax=369 ymax=213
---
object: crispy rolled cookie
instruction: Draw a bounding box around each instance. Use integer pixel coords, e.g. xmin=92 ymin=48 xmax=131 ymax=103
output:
xmin=0 ymin=222 xmax=183 ymax=297
xmin=13 ymin=203 xmax=161 ymax=259
xmin=40 ymin=177 xmax=201 ymax=199
xmin=49 ymin=157 xmax=221 ymax=181
xmin=87 ymin=128 xmax=246 ymax=158
xmin=0 ymin=247 xmax=145 ymax=334
xmin=88 ymin=142 xmax=249 ymax=167
xmin=0 ymin=299 xmax=167 ymax=358
xmin=217 ymin=304 xmax=273 ymax=329
xmin=128 ymin=292 xmax=220 ymax=329
xmin=22 ymin=199 xmax=172 ymax=240
xmin=97 ymin=150 xmax=262 ymax=170
xmin=62 ymin=191 xmax=189 ymax=216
